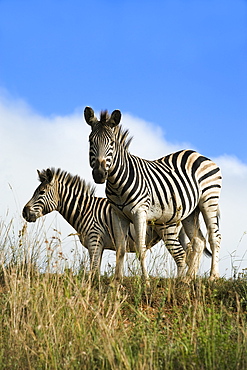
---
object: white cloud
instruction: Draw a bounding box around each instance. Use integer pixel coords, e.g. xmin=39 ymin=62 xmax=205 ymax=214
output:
xmin=0 ymin=95 xmax=246 ymax=278
xmin=212 ymin=155 xmax=247 ymax=277
xmin=121 ymin=113 xmax=191 ymax=159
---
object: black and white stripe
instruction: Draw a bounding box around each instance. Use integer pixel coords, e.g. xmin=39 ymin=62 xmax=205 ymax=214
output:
xmin=85 ymin=107 xmax=221 ymax=283
xmin=22 ymin=168 xmax=166 ymax=272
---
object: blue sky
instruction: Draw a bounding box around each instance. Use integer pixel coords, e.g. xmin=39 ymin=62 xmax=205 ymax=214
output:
xmin=0 ymin=0 xmax=246 ymax=161
xmin=0 ymin=0 xmax=246 ymax=277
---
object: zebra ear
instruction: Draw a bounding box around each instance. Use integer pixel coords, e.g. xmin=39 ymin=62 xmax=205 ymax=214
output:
xmin=84 ymin=106 xmax=98 ymax=126
xmin=108 ymin=109 xmax=121 ymax=127
xmin=37 ymin=169 xmax=46 ymax=183
xmin=37 ymin=169 xmax=54 ymax=183
xmin=46 ymin=168 xmax=54 ymax=183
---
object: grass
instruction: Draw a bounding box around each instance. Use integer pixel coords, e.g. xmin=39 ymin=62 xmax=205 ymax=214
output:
xmin=0 ymin=219 xmax=247 ymax=369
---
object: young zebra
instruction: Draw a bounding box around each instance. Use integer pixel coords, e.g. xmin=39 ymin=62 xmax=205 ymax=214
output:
xmin=22 ymin=168 xmax=189 ymax=274
xmin=84 ymin=107 xmax=222 ymax=283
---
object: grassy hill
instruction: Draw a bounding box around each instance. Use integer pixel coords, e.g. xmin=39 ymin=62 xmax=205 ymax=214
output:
xmin=0 ymin=221 xmax=247 ymax=369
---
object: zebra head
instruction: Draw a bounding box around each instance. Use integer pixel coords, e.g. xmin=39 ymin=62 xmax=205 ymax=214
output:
xmin=22 ymin=168 xmax=58 ymax=222
xmin=84 ymin=106 xmax=121 ymax=184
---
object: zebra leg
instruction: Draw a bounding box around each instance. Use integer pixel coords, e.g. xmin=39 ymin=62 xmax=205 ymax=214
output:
xmin=178 ymin=227 xmax=189 ymax=251
xmin=112 ymin=213 xmax=130 ymax=283
xmin=156 ymin=223 xmax=187 ymax=277
xmin=199 ymin=203 xmax=221 ymax=280
xmin=132 ymin=210 xmax=150 ymax=284
xmin=87 ymin=237 xmax=104 ymax=277
xmin=181 ymin=209 xmax=206 ymax=283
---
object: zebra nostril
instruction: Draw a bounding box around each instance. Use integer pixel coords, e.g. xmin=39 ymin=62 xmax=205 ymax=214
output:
xmin=92 ymin=167 xmax=107 ymax=184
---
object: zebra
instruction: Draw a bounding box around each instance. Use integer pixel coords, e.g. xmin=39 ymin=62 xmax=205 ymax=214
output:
xmin=22 ymin=168 xmax=192 ymax=275
xmin=84 ymin=107 xmax=222 ymax=284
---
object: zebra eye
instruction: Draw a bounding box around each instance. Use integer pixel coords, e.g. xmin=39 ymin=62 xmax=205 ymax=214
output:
xmin=39 ymin=190 xmax=45 ymax=195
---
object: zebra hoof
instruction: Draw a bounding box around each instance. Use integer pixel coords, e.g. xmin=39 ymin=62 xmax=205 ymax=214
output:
xmin=177 ymin=277 xmax=191 ymax=288
xmin=110 ymin=279 xmax=125 ymax=291
xmin=209 ymin=273 xmax=220 ymax=281
xmin=145 ymin=279 xmax=151 ymax=288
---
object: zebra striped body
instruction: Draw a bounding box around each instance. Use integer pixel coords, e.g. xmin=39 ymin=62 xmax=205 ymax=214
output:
xmin=108 ymin=149 xmax=220 ymax=224
xmin=85 ymin=107 xmax=222 ymax=283
xmin=22 ymin=168 xmax=163 ymax=272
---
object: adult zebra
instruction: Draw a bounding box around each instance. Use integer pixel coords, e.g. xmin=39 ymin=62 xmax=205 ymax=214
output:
xmin=85 ymin=107 xmax=222 ymax=283
xmin=23 ymin=168 xmax=190 ymax=274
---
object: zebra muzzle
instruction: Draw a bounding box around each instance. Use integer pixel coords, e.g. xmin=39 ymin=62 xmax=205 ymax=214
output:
xmin=22 ymin=206 xmax=38 ymax=222
xmin=92 ymin=159 xmax=107 ymax=184
xmin=92 ymin=168 xmax=107 ymax=184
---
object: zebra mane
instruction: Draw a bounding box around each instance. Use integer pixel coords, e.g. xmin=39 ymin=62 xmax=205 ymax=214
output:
xmin=114 ymin=125 xmax=133 ymax=150
xmin=98 ymin=109 xmax=132 ymax=150
xmin=100 ymin=110 xmax=110 ymax=124
xmin=39 ymin=168 xmax=96 ymax=197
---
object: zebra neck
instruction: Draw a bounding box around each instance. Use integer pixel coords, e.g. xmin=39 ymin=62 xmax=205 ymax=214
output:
xmin=107 ymin=150 xmax=137 ymax=192
xmin=56 ymin=182 xmax=94 ymax=232
xmin=108 ymin=147 xmax=131 ymax=183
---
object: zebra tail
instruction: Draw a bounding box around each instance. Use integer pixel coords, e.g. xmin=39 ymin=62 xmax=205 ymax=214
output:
xmin=203 ymin=206 xmax=220 ymax=258
xmin=203 ymin=247 xmax=212 ymax=258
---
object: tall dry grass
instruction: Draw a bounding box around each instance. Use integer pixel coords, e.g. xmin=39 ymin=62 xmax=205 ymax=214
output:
xmin=0 ymin=218 xmax=247 ymax=369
